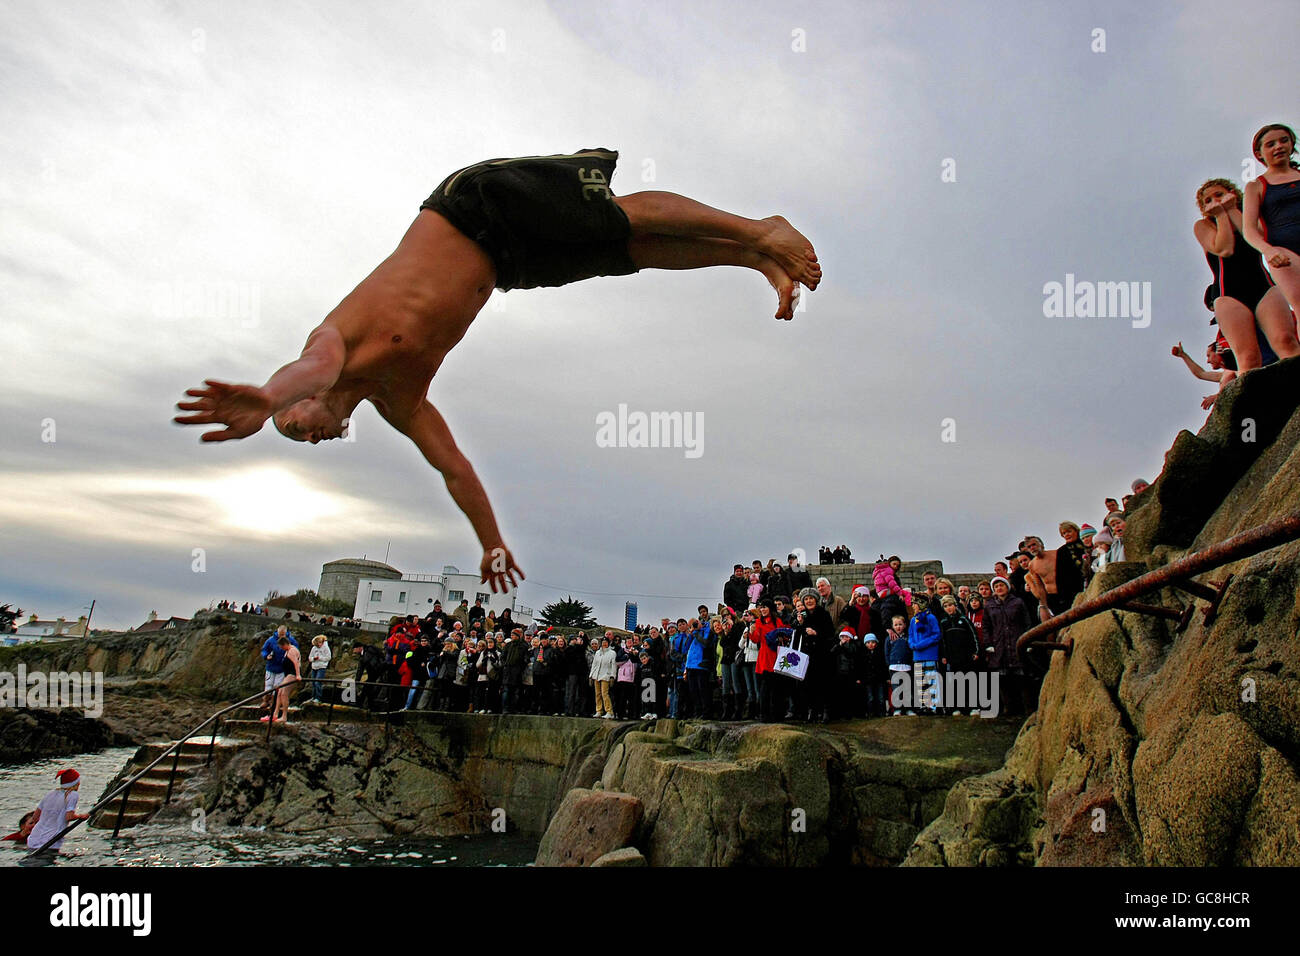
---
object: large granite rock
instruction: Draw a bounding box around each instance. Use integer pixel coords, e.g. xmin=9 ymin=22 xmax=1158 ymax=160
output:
xmin=535 ymin=788 xmax=643 ymax=866
xmin=0 ymin=707 xmax=118 ymax=761
xmin=589 ymin=715 xmax=1019 ymax=866
xmin=907 ymin=357 xmax=1300 ymax=866
xmin=205 ymin=714 xmax=638 ymax=839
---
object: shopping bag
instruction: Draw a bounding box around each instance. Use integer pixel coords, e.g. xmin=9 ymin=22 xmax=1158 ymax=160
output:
xmin=772 ymin=631 xmax=809 ymax=681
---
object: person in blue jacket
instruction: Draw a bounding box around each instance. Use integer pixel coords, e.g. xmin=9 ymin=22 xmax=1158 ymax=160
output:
xmin=907 ymin=595 xmax=941 ymax=714
xmin=259 ymin=624 xmax=298 ymax=720
xmin=669 ymin=622 xmax=696 ymax=718
xmin=684 ymin=617 xmax=719 ymax=720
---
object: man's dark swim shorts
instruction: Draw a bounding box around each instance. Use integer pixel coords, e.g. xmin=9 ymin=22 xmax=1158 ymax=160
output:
xmin=419 ymin=148 xmax=640 ymax=292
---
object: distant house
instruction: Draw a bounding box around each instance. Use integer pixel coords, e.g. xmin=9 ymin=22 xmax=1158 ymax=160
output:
xmin=8 ymin=615 xmax=90 ymax=644
xmin=133 ymin=611 xmax=190 ymax=632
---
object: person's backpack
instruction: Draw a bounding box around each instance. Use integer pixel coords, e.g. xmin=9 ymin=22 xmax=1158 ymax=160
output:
xmin=617 ymin=658 xmax=637 ymax=682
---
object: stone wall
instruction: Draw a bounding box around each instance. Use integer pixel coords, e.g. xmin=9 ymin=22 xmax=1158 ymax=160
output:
xmin=809 ymin=560 xmax=943 ymax=597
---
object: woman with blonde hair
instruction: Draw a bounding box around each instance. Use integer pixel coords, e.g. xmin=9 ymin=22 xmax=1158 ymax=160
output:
xmin=308 ymin=634 xmax=331 ymax=702
xmin=1196 ymin=172 xmax=1298 ymax=374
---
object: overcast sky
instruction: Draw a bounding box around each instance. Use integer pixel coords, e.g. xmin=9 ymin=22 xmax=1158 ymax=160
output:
xmin=2 ymin=0 xmax=1297 ymax=630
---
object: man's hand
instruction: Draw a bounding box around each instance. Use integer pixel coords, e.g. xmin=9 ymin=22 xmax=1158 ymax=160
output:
xmin=1202 ymin=392 xmax=1218 ymax=410
xmin=480 ymin=546 xmax=524 ymax=594
xmin=1025 ymin=570 xmax=1048 ymax=603
xmin=1266 ymin=246 xmax=1292 ymax=268
xmin=1172 ymin=342 xmax=1185 ymax=358
xmin=175 ymin=380 xmax=273 ymax=441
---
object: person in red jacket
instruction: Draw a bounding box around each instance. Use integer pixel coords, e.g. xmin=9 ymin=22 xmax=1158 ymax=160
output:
xmin=750 ymin=601 xmax=782 ymax=723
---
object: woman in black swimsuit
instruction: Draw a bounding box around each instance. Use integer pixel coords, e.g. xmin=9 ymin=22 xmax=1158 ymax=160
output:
xmin=1194 ymin=177 xmax=1300 ymax=372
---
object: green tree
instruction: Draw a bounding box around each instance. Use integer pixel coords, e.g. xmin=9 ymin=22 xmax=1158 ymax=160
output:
xmin=537 ymin=596 xmax=598 ymax=629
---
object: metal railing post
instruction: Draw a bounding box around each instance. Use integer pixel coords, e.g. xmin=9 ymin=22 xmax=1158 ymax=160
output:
xmin=206 ymin=719 xmax=220 ymax=767
xmin=112 ymin=781 xmax=132 ymax=838
xmin=164 ymin=747 xmax=182 ymax=804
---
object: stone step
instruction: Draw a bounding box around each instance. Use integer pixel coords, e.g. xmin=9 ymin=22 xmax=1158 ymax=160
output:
xmin=88 ymin=808 xmax=154 ymax=830
xmin=87 ymin=737 xmax=252 ymax=831
xmin=95 ymin=793 xmax=162 ymax=815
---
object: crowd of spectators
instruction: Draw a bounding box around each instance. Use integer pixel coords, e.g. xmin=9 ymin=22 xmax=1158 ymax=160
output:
xmin=328 ymin=493 xmax=1139 ymax=723
xmin=818 ymin=545 xmax=854 ymax=564
xmin=214 ymin=598 xmax=364 ymax=630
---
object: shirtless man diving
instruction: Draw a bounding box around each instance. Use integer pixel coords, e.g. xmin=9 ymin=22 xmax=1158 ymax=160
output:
xmin=173 ymin=149 xmax=821 ymax=592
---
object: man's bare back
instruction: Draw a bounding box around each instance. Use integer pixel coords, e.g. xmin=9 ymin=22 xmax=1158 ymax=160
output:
xmin=175 ymin=151 xmax=820 ymax=593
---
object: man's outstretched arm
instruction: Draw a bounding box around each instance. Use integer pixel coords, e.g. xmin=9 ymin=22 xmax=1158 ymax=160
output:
xmin=1171 ymin=343 xmax=1221 ymax=383
xmin=174 ymin=327 xmax=345 ymax=440
xmin=382 ymin=398 xmax=525 ymax=593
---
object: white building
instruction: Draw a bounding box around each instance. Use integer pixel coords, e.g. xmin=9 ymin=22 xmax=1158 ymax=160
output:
xmin=354 ymin=565 xmax=533 ymax=626
xmin=6 ymin=616 xmax=88 ymax=645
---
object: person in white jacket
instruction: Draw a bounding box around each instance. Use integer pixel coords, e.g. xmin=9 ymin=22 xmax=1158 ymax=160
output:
xmin=308 ymin=634 xmax=332 ymax=702
xmin=588 ymin=636 xmax=619 ymax=718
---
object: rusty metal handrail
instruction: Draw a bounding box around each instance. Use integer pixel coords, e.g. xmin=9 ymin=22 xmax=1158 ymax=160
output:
xmin=1015 ymin=512 xmax=1300 ymax=663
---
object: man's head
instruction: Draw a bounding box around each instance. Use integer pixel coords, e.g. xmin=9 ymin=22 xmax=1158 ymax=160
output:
xmin=977 ymin=581 xmax=992 ymax=599
xmin=994 ymin=561 xmax=1009 ymax=577
xmin=816 ymin=577 xmax=833 ymax=599
xmin=923 ymin=571 xmax=937 ymax=590
xmin=273 ymin=396 xmax=347 ymax=444
xmin=1105 ymin=497 xmax=1119 ymax=513
xmin=1025 ymin=536 xmax=1044 ymax=557
xmin=733 ymin=563 xmax=745 ymax=579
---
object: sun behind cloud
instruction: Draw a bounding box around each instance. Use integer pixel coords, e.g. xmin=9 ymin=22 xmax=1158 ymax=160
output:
xmin=0 ymin=464 xmax=408 ymax=546
xmin=206 ymin=465 xmax=345 ymax=535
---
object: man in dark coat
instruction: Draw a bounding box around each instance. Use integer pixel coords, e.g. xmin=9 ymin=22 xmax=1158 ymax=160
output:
xmin=723 ymin=565 xmax=749 ymax=613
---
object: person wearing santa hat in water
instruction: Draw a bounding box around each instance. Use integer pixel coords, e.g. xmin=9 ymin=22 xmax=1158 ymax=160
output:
xmin=25 ymin=768 xmax=90 ymax=852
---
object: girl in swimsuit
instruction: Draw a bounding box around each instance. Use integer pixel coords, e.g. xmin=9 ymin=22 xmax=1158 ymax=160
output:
xmin=273 ymin=636 xmax=301 ymax=723
xmin=1195 ymin=175 xmax=1300 ymax=372
xmin=1243 ymin=124 xmax=1300 ymax=322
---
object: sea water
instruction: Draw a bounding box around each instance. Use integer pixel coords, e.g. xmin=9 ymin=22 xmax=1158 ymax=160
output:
xmin=1 ymin=749 xmax=536 ymax=867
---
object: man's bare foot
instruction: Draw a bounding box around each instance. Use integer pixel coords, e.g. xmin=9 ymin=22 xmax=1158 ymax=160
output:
xmin=757 ymin=254 xmax=798 ymax=320
xmin=754 ymin=215 xmax=821 ymax=290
